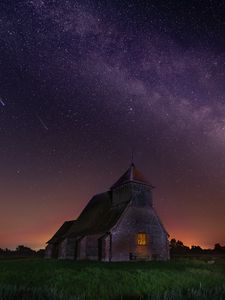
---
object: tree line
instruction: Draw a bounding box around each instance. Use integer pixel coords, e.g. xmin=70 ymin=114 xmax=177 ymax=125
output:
xmin=0 ymin=240 xmax=225 ymax=258
xmin=0 ymin=245 xmax=45 ymax=257
xmin=170 ymin=239 xmax=225 ymax=255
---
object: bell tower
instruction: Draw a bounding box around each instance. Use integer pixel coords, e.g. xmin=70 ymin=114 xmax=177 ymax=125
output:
xmin=111 ymin=163 xmax=154 ymax=207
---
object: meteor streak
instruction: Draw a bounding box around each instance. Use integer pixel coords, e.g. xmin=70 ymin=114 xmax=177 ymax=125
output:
xmin=36 ymin=114 xmax=49 ymax=130
xmin=0 ymin=98 xmax=6 ymax=106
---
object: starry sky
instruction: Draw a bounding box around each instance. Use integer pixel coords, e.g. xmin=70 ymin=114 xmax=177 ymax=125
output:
xmin=1 ymin=0 xmax=225 ymax=250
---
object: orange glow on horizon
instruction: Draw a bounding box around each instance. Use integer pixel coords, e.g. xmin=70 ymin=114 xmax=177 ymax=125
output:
xmin=0 ymin=227 xmax=220 ymax=251
xmin=0 ymin=179 xmax=224 ymax=251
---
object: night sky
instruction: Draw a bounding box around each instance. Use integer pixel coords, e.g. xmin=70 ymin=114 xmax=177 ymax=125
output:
xmin=1 ymin=0 xmax=225 ymax=250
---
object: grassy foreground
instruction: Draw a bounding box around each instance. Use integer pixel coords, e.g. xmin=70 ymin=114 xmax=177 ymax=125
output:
xmin=0 ymin=258 xmax=225 ymax=300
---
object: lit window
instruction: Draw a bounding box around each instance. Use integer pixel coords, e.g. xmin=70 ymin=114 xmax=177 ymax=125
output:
xmin=137 ymin=233 xmax=147 ymax=245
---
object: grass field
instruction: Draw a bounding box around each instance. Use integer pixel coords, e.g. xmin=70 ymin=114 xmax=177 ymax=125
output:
xmin=0 ymin=258 xmax=225 ymax=300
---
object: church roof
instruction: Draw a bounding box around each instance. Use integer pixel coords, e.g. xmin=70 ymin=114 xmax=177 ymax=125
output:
xmin=111 ymin=163 xmax=154 ymax=189
xmin=47 ymin=188 xmax=168 ymax=244
xmin=65 ymin=192 xmax=128 ymax=238
xmin=47 ymin=192 xmax=128 ymax=243
xmin=47 ymin=220 xmax=74 ymax=244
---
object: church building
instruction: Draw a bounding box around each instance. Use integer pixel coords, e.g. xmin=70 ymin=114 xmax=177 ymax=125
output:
xmin=45 ymin=163 xmax=170 ymax=261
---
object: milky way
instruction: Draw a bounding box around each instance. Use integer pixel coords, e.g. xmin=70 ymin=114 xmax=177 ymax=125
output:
xmin=0 ymin=0 xmax=225 ymax=249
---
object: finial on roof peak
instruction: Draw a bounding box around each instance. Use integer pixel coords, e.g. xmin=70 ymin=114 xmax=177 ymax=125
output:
xmin=131 ymin=147 xmax=134 ymax=165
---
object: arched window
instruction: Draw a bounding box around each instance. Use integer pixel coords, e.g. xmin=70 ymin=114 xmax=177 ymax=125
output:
xmin=137 ymin=233 xmax=147 ymax=245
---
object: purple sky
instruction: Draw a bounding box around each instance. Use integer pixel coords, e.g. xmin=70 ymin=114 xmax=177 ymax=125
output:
xmin=0 ymin=0 xmax=225 ymax=249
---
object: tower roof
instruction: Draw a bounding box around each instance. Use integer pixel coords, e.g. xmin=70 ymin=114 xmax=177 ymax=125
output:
xmin=111 ymin=163 xmax=154 ymax=189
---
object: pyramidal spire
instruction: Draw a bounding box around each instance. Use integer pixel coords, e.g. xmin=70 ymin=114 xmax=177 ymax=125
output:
xmin=111 ymin=163 xmax=154 ymax=189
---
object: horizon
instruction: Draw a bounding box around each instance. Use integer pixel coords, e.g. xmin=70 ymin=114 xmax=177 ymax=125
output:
xmin=1 ymin=229 xmax=224 ymax=252
xmin=0 ymin=162 xmax=224 ymax=251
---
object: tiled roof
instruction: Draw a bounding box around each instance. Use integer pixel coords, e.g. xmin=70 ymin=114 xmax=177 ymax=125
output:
xmin=66 ymin=192 xmax=128 ymax=238
xmin=47 ymin=220 xmax=74 ymax=244
xmin=111 ymin=163 xmax=154 ymax=189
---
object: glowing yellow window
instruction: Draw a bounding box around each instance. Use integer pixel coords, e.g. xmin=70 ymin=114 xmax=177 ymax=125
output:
xmin=137 ymin=233 xmax=147 ymax=245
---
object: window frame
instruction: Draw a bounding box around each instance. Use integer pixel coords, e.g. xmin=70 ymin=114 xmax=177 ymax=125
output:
xmin=137 ymin=232 xmax=148 ymax=246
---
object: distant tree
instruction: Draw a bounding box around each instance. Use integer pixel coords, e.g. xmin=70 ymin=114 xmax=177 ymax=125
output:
xmin=36 ymin=249 xmax=45 ymax=257
xmin=214 ymin=243 xmax=224 ymax=253
xmin=170 ymin=239 xmax=190 ymax=255
xmin=190 ymin=245 xmax=203 ymax=253
xmin=170 ymin=239 xmax=225 ymax=258
xmin=0 ymin=246 xmax=47 ymax=258
xmin=170 ymin=239 xmax=177 ymax=250
xmin=176 ymin=240 xmax=184 ymax=247
xmin=15 ymin=245 xmax=36 ymax=256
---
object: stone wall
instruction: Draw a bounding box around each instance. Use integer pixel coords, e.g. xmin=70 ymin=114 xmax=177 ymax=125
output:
xmin=112 ymin=182 xmax=153 ymax=207
xmin=58 ymin=237 xmax=76 ymax=260
xmin=77 ymin=236 xmax=86 ymax=260
xmin=76 ymin=234 xmax=106 ymax=261
xmin=45 ymin=243 xmax=59 ymax=259
xmin=85 ymin=235 xmax=99 ymax=260
xmin=58 ymin=238 xmax=68 ymax=259
xmin=110 ymin=187 xmax=169 ymax=261
xmin=45 ymin=244 xmax=53 ymax=258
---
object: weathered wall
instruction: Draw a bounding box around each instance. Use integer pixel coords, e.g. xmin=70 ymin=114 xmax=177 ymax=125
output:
xmin=45 ymin=244 xmax=53 ymax=258
xmin=45 ymin=243 xmax=59 ymax=259
xmin=58 ymin=238 xmax=68 ymax=259
xmin=99 ymin=234 xmax=111 ymax=261
xmin=77 ymin=236 xmax=87 ymax=260
xmin=111 ymin=183 xmax=169 ymax=261
xmin=85 ymin=235 xmax=99 ymax=260
xmin=58 ymin=237 xmax=76 ymax=260
xmin=69 ymin=234 xmax=111 ymax=261
xmin=112 ymin=182 xmax=153 ymax=207
xmin=104 ymin=235 xmax=111 ymax=261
